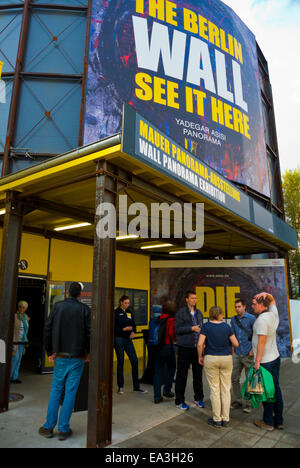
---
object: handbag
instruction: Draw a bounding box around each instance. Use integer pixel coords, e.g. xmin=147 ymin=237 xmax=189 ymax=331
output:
xmin=242 ymin=365 xmax=276 ymax=408
xmin=247 ymin=369 xmax=264 ymax=395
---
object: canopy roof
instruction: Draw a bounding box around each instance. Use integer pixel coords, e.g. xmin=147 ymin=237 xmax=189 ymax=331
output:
xmin=0 ymin=134 xmax=297 ymax=257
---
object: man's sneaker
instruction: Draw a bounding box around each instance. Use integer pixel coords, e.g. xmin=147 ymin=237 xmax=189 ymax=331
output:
xmin=254 ymin=420 xmax=274 ymax=432
xmin=118 ymin=387 xmax=124 ymax=394
xmin=176 ymin=402 xmax=190 ymax=411
xmin=243 ymin=407 xmax=252 ymax=414
xmin=134 ymin=388 xmax=148 ymax=393
xmin=154 ymin=397 xmax=163 ymax=404
xmin=58 ymin=429 xmax=73 ymax=441
xmin=194 ymin=400 xmax=205 ymax=408
xmin=275 ymin=424 xmax=284 ymax=430
xmin=163 ymin=391 xmax=174 ymax=398
xmin=207 ymin=418 xmax=222 ymax=428
xmin=38 ymin=427 xmax=54 ymax=439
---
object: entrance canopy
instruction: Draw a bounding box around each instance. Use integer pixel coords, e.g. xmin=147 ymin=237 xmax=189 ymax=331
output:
xmin=0 ymin=109 xmax=297 ymax=447
xmin=0 ymin=118 xmax=297 ymax=257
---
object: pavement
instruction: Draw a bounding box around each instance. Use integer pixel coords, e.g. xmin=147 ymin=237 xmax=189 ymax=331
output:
xmin=0 ymin=358 xmax=299 ymax=449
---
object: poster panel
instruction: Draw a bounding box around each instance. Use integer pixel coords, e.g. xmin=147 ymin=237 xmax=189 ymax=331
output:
xmin=42 ymin=282 xmax=65 ymax=372
xmin=115 ymin=287 xmax=148 ymax=326
xmin=65 ymin=281 xmax=92 ymax=309
xmin=151 ymin=259 xmax=291 ymax=357
xmin=290 ymin=300 xmax=300 ymax=362
xmin=84 ymin=0 xmax=269 ymax=196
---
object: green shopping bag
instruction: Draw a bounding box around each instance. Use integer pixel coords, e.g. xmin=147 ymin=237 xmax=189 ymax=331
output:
xmin=241 ymin=365 xmax=276 ymax=409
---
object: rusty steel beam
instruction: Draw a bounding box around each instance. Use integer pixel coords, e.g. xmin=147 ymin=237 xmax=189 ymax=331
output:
xmin=1 ymin=0 xmax=31 ymax=177
xmin=23 ymin=197 xmax=94 ymax=224
xmin=0 ymin=192 xmax=24 ymax=413
xmin=30 ymin=4 xmax=88 ymax=12
xmin=87 ymin=160 xmax=117 ymax=448
xmin=0 ymin=5 xmax=24 ymax=10
xmin=19 ymin=72 xmax=83 ymax=80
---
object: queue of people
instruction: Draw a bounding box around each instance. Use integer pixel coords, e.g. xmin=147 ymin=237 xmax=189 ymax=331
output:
xmin=11 ymin=282 xmax=281 ymax=441
xmin=150 ymin=290 xmax=283 ymax=432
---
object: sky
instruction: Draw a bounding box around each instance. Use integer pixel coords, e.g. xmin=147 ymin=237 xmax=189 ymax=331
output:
xmin=222 ymin=0 xmax=300 ymax=173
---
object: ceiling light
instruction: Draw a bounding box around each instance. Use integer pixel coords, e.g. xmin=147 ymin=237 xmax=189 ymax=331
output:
xmin=116 ymin=235 xmax=139 ymax=241
xmin=169 ymin=250 xmax=199 ymax=255
xmin=141 ymin=244 xmax=173 ymax=250
xmin=54 ymin=222 xmax=91 ymax=232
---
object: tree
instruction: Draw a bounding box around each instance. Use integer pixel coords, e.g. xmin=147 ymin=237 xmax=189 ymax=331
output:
xmin=282 ymin=168 xmax=300 ymax=298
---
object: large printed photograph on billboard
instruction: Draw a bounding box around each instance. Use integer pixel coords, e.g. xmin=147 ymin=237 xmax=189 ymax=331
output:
xmin=151 ymin=260 xmax=291 ymax=357
xmin=84 ymin=0 xmax=270 ymax=197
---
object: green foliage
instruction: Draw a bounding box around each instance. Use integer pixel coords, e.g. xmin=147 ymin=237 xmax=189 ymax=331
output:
xmin=282 ymin=168 xmax=300 ymax=298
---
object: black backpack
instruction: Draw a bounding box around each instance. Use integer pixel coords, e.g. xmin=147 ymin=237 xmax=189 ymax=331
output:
xmin=148 ymin=316 xmax=170 ymax=348
xmin=157 ymin=316 xmax=170 ymax=349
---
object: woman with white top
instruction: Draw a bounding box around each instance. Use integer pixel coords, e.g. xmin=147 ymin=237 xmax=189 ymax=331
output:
xmin=251 ymin=292 xmax=283 ymax=432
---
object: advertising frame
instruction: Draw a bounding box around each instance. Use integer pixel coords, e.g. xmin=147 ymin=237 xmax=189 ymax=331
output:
xmin=151 ymin=258 xmax=293 ymax=358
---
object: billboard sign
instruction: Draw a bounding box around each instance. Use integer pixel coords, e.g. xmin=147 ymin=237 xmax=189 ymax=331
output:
xmin=123 ymin=103 xmax=251 ymax=222
xmin=122 ymin=104 xmax=298 ymax=249
xmin=84 ymin=0 xmax=270 ymax=196
xmin=151 ymin=259 xmax=291 ymax=357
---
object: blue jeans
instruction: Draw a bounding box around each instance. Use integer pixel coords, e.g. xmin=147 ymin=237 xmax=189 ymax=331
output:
xmin=261 ymin=357 xmax=284 ymax=427
xmin=43 ymin=358 xmax=84 ymax=433
xmin=11 ymin=345 xmax=24 ymax=381
xmin=153 ymin=344 xmax=176 ymax=400
xmin=114 ymin=337 xmax=140 ymax=390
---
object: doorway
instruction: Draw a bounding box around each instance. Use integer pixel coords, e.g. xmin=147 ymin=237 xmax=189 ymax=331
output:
xmin=17 ymin=276 xmax=47 ymax=374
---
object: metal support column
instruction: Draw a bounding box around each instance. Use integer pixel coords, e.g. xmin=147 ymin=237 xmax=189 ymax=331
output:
xmin=78 ymin=0 xmax=92 ymax=147
xmin=1 ymin=0 xmax=31 ymax=176
xmin=0 ymin=191 xmax=24 ymax=412
xmin=87 ymin=160 xmax=117 ymax=448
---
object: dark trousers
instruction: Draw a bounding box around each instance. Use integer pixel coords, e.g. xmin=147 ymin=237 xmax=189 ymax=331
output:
xmin=153 ymin=344 xmax=176 ymax=400
xmin=175 ymin=346 xmax=204 ymax=405
xmin=114 ymin=336 xmax=140 ymax=390
xmin=261 ymin=357 xmax=284 ymax=427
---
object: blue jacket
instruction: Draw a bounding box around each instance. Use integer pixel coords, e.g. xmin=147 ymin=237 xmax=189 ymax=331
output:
xmin=175 ymin=305 xmax=204 ymax=348
xmin=231 ymin=312 xmax=256 ymax=356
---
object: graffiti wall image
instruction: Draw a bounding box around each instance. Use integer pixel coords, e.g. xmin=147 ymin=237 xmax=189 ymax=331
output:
xmin=151 ymin=260 xmax=291 ymax=357
xmin=84 ymin=0 xmax=269 ymax=196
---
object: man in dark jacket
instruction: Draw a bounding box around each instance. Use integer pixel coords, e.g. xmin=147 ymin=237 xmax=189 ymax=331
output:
xmin=175 ymin=290 xmax=204 ymax=410
xmin=39 ymin=282 xmax=91 ymax=441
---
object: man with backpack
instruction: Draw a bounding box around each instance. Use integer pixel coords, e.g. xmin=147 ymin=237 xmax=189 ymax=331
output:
xmin=175 ymin=291 xmax=204 ymax=411
xmin=231 ymin=298 xmax=256 ymax=413
xmin=152 ymin=301 xmax=177 ymax=404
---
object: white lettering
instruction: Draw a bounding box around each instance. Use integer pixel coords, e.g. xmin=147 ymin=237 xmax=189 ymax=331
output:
xmin=132 ymin=16 xmax=186 ymax=81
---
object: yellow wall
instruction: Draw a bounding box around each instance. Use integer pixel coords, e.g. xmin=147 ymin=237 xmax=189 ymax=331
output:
xmin=48 ymin=240 xmax=150 ymax=300
xmin=48 ymin=240 xmax=150 ymax=359
xmin=49 ymin=239 xmax=93 ymax=282
xmin=19 ymin=233 xmax=50 ymax=276
xmin=0 ymin=229 xmax=150 ymax=364
xmin=0 ymin=229 xmax=50 ymax=276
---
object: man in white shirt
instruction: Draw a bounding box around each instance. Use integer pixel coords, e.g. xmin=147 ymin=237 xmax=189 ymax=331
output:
xmin=251 ymin=292 xmax=283 ymax=432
